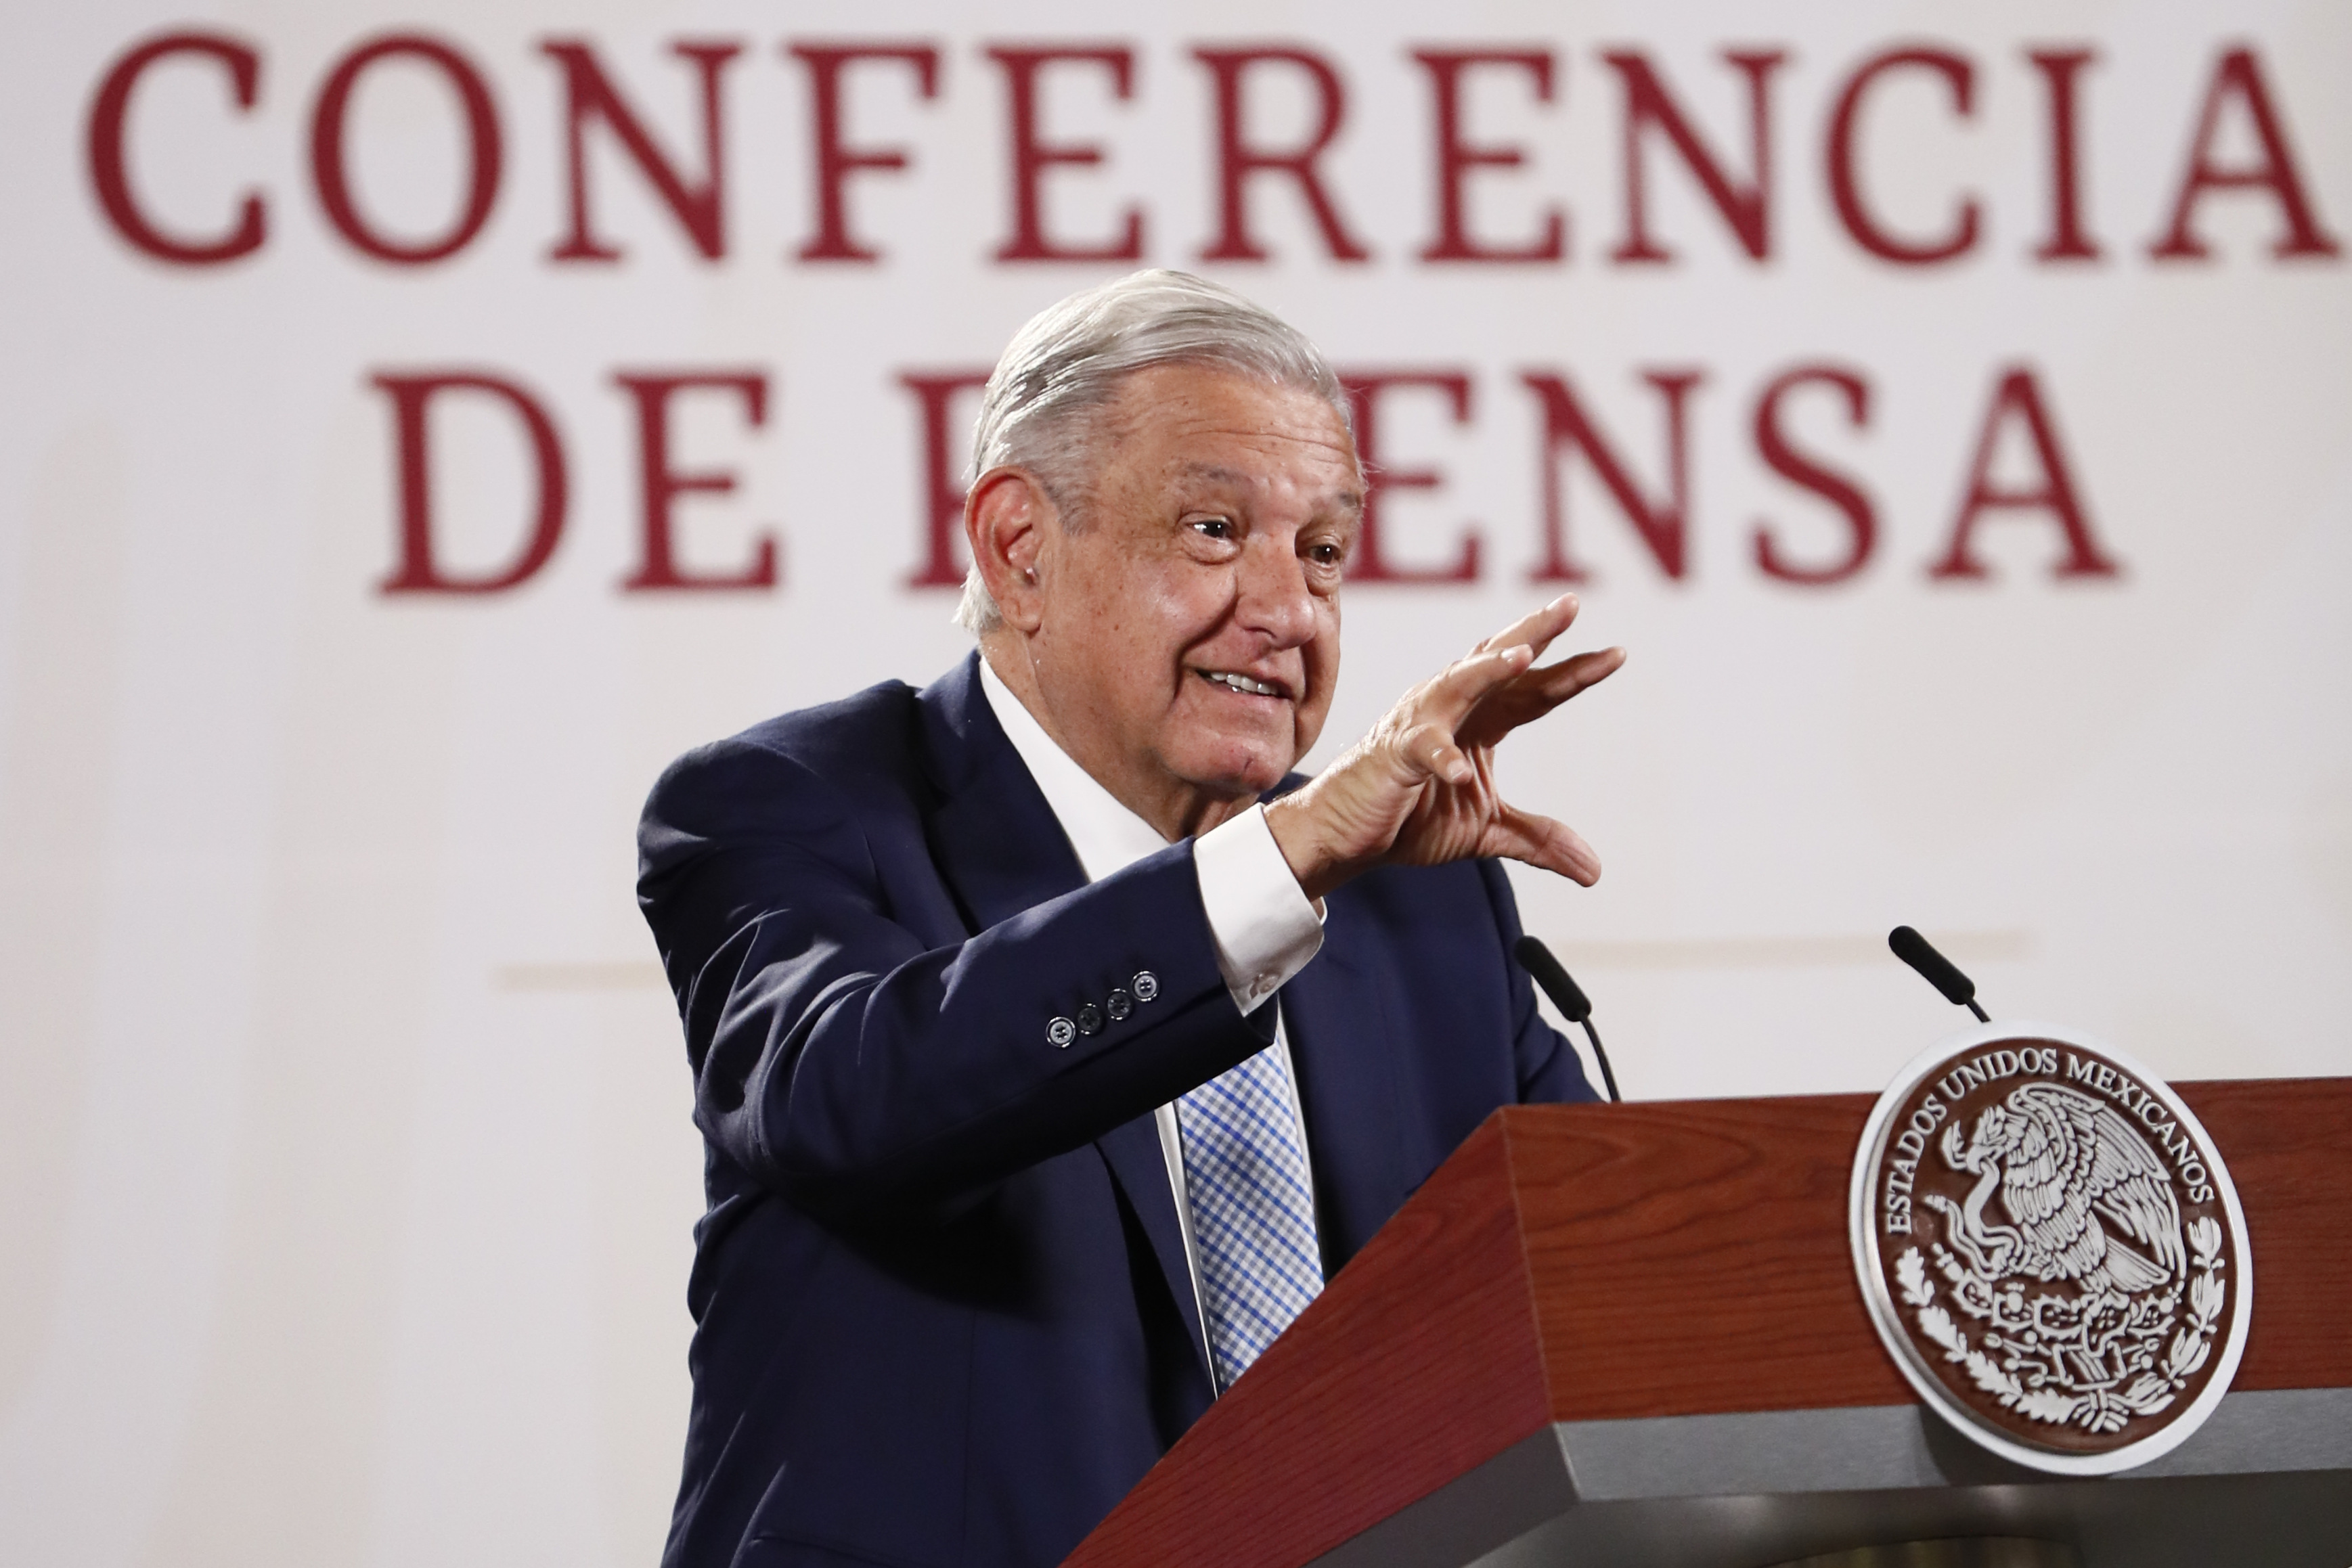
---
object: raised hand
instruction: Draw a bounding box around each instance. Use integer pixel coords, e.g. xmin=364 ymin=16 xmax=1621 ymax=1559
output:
xmin=1262 ymin=594 xmax=1624 ymax=901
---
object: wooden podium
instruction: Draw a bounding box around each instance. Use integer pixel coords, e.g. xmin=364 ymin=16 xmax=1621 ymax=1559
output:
xmin=1066 ymin=1079 xmax=2351 ymax=1568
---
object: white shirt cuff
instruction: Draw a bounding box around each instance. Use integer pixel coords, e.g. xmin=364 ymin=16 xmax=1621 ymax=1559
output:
xmin=1194 ymin=803 xmax=1325 ymax=1016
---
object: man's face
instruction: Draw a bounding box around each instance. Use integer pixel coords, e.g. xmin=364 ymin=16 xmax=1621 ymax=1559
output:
xmin=1023 ymin=363 xmax=1362 ymax=827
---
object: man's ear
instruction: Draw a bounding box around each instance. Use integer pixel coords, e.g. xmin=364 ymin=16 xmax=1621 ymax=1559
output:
xmin=965 ymin=467 xmax=1056 ymax=633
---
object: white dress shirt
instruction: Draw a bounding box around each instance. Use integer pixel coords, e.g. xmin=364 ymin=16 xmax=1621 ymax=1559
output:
xmin=974 ymin=656 xmax=1325 ymax=1353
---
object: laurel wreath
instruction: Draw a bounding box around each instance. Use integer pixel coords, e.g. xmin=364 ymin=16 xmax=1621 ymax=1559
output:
xmin=1894 ymin=1217 xmax=2224 ymax=1435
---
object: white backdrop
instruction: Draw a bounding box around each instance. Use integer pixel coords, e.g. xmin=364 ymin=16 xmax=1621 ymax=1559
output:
xmin=3 ymin=2 xmax=2348 ymax=1564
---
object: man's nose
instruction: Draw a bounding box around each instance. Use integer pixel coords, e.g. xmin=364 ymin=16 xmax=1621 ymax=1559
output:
xmin=1234 ymin=533 xmax=1318 ymax=647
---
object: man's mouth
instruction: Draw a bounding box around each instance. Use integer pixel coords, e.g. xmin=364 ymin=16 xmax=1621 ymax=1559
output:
xmin=1195 ymin=669 xmax=1289 ymax=700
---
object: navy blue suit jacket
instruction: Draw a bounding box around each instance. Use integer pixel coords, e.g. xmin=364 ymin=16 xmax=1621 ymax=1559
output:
xmin=637 ymin=654 xmax=1595 ymax=1568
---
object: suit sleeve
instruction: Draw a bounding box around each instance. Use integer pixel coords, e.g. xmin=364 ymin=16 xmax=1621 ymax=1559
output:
xmin=1474 ymin=859 xmax=1602 ymax=1105
xmin=637 ymin=736 xmax=1274 ymax=1215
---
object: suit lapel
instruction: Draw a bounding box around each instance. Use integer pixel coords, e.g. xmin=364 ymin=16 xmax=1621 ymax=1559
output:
xmin=1094 ymin=1113 xmax=1212 ymax=1376
xmin=916 ymin=654 xmax=1089 ymax=933
xmin=914 ymin=654 xmax=1215 ymax=1381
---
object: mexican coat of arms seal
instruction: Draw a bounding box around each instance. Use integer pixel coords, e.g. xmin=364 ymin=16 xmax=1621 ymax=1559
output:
xmin=1848 ymin=1023 xmax=2254 ymax=1474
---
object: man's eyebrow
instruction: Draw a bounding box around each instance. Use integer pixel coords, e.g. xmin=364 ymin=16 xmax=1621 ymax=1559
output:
xmin=1170 ymin=462 xmax=1364 ymax=514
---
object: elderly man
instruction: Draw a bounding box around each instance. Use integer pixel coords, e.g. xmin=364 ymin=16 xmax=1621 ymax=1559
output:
xmin=638 ymin=271 xmax=1622 ymax=1568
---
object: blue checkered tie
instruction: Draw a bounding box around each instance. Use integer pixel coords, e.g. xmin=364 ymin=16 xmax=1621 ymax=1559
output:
xmin=1176 ymin=1042 xmax=1323 ymax=1390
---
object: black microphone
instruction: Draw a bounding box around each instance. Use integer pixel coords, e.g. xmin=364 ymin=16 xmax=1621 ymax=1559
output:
xmin=1513 ymin=936 xmax=1622 ymax=1102
xmin=1888 ymin=925 xmax=1989 ymax=1022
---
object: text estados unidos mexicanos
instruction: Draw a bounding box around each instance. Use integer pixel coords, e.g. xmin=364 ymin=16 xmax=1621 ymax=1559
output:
xmin=1880 ymin=1048 xmax=2216 ymax=1236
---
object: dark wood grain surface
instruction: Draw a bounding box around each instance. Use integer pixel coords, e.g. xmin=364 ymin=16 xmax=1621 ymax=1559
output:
xmin=1505 ymin=1077 xmax=2349 ymax=1420
xmin=2176 ymin=1077 xmax=2352 ymax=1391
xmin=1505 ymin=1092 xmax=1911 ymax=1420
xmin=1065 ymin=1077 xmax=2350 ymax=1567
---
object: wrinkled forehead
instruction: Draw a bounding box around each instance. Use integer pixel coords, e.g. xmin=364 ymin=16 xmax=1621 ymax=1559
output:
xmin=1095 ymin=363 xmax=1365 ymax=493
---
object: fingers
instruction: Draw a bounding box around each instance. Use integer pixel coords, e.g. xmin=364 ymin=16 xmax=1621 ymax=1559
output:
xmin=1396 ymin=721 xmax=1472 ymax=786
xmin=1417 ymin=642 xmax=1536 ymax=731
xmin=1490 ymin=803 xmax=1603 ymax=887
xmin=1461 ymin=594 xmax=1622 ymax=727
xmin=1514 ymin=644 xmax=1626 ymax=707
xmin=1413 ymin=624 xmax=1626 ymax=759
xmin=1457 ymin=644 xmax=1626 ymax=749
xmin=1475 ymin=592 xmax=1583 ymax=661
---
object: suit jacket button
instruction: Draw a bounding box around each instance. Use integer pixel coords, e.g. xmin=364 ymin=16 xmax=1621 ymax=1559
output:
xmin=1131 ymin=970 xmax=1159 ymax=1003
xmin=1075 ymin=1003 xmax=1105 ymax=1035
xmin=1105 ymin=989 xmax=1134 ymax=1021
xmin=1046 ymin=1016 xmax=1077 ymax=1049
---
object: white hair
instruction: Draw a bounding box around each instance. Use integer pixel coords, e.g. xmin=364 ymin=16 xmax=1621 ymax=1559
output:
xmin=953 ymin=269 xmax=1350 ymax=633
